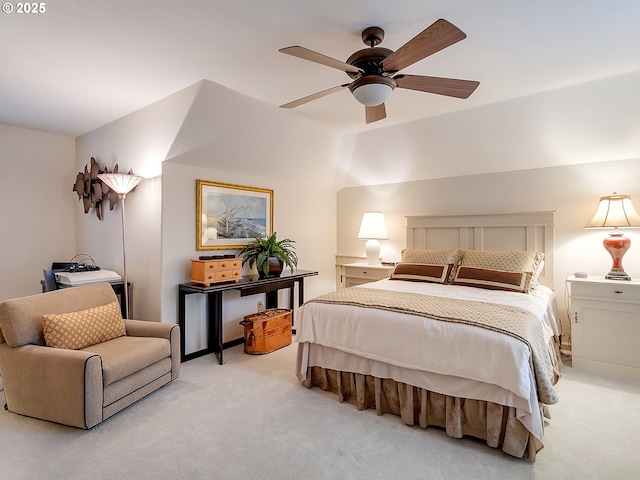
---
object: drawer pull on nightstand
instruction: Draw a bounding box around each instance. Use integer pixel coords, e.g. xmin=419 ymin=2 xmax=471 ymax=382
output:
xmin=614 ymin=290 xmax=623 ymax=294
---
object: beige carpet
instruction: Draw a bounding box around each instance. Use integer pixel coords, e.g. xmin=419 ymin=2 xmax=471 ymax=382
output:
xmin=1 ymin=341 xmax=639 ymax=479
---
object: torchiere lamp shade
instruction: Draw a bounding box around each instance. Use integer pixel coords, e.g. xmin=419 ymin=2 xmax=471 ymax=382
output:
xmin=98 ymin=173 xmax=143 ymax=195
xmin=585 ymin=193 xmax=640 ymax=280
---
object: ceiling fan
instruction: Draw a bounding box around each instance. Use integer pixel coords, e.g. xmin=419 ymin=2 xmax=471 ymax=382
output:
xmin=279 ymin=19 xmax=479 ymax=124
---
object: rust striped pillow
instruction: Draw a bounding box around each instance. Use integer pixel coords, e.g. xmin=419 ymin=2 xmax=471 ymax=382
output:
xmin=390 ymin=263 xmax=452 ymax=284
xmin=453 ymin=266 xmax=530 ymax=292
xmin=400 ymin=249 xmax=463 ymax=283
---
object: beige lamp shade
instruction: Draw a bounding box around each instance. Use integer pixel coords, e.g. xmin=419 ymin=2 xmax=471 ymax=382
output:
xmin=584 ymin=193 xmax=640 ymax=281
xmin=584 ymin=194 xmax=640 ymax=228
xmin=357 ymin=212 xmax=389 ymax=239
xmin=358 ymin=212 xmax=388 ymax=265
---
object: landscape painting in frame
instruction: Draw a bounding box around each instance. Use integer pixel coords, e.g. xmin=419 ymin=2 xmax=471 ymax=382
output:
xmin=196 ymin=180 xmax=273 ymax=250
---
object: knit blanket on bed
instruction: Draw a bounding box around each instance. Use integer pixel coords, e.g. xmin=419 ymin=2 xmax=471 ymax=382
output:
xmin=307 ymin=287 xmax=559 ymax=405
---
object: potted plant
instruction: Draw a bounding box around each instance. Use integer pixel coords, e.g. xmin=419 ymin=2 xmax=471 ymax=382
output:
xmin=239 ymin=232 xmax=298 ymax=278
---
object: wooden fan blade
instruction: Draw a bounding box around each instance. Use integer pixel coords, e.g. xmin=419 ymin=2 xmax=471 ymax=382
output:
xmin=280 ymin=46 xmax=362 ymax=74
xmin=365 ymin=103 xmax=386 ymax=124
xmin=383 ymin=19 xmax=467 ymax=73
xmin=395 ymin=74 xmax=479 ymax=98
xmin=280 ymin=84 xmax=350 ymax=109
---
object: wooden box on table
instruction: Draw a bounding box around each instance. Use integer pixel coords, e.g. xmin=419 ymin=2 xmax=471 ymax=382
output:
xmin=240 ymin=309 xmax=292 ymax=354
xmin=191 ymin=258 xmax=242 ymax=286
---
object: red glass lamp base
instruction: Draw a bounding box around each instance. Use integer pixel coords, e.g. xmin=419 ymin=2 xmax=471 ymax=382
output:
xmin=603 ymin=232 xmax=631 ymax=281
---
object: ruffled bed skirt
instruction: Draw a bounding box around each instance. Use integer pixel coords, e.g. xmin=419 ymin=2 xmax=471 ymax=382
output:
xmin=302 ymin=366 xmax=542 ymax=461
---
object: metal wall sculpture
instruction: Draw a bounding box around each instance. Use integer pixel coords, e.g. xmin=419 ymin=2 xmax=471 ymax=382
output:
xmin=72 ymin=157 xmax=119 ymax=220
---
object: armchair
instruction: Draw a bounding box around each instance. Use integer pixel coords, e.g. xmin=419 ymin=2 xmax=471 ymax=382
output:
xmin=0 ymin=282 xmax=180 ymax=428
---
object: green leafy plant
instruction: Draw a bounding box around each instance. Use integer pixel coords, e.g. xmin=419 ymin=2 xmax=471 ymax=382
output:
xmin=239 ymin=232 xmax=298 ymax=277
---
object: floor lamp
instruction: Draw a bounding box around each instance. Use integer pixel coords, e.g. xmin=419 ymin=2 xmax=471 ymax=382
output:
xmin=97 ymin=172 xmax=143 ymax=318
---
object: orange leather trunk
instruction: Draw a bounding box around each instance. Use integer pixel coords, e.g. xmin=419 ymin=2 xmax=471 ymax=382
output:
xmin=240 ymin=309 xmax=292 ymax=354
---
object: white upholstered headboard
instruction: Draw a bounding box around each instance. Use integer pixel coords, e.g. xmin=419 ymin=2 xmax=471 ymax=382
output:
xmin=406 ymin=212 xmax=556 ymax=291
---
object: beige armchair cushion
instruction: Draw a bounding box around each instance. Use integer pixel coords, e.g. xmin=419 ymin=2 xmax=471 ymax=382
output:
xmin=83 ymin=335 xmax=169 ymax=386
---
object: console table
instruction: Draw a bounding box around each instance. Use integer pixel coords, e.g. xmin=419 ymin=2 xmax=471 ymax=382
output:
xmin=178 ymin=269 xmax=318 ymax=364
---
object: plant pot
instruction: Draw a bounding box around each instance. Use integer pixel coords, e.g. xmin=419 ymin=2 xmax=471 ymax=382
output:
xmin=260 ymin=258 xmax=284 ymax=278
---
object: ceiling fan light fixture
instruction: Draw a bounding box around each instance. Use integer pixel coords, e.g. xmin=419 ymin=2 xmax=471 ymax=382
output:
xmin=349 ymin=76 xmax=396 ymax=106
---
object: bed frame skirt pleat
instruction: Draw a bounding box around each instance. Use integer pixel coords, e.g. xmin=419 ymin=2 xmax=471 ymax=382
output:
xmin=302 ymin=366 xmax=541 ymax=461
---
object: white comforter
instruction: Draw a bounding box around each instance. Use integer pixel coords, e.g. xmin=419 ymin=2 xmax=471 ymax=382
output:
xmin=295 ymin=279 xmax=560 ymax=442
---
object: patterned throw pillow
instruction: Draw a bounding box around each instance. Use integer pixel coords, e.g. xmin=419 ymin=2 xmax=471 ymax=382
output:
xmin=390 ymin=263 xmax=452 ymax=284
xmin=400 ymin=249 xmax=464 ymax=283
xmin=42 ymin=301 xmax=126 ymax=350
xmin=456 ymin=250 xmax=544 ymax=292
xmin=458 ymin=249 xmax=541 ymax=271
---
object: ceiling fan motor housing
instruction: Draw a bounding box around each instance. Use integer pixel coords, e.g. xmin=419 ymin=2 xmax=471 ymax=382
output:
xmin=346 ymin=47 xmax=394 ymax=79
xmin=346 ymin=43 xmax=396 ymax=107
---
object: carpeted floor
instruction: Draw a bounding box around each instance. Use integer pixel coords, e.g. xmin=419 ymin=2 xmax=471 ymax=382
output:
xmin=1 ymin=341 xmax=639 ymax=479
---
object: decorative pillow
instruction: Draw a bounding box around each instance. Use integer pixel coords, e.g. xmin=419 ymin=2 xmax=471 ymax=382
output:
xmin=390 ymin=263 xmax=452 ymax=284
xmin=530 ymin=257 xmax=545 ymax=288
xmin=400 ymin=249 xmax=464 ymax=283
xmin=458 ymin=249 xmax=538 ymax=271
xmin=456 ymin=250 xmax=544 ymax=292
xmin=453 ymin=266 xmax=530 ymax=292
xmin=42 ymin=301 xmax=126 ymax=350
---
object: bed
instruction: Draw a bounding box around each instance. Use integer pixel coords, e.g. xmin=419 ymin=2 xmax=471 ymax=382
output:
xmin=295 ymin=212 xmax=561 ymax=461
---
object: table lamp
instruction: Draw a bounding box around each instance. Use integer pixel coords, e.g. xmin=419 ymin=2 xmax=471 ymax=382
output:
xmin=357 ymin=211 xmax=388 ymax=265
xmin=97 ymin=172 xmax=144 ymax=317
xmin=584 ymin=193 xmax=640 ymax=280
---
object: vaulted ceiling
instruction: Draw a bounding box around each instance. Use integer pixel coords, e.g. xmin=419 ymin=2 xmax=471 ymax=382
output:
xmin=2 ymin=0 xmax=640 ymax=137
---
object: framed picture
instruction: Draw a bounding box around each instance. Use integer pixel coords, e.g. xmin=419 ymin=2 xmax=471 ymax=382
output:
xmin=196 ymin=180 xmax=273 ymax=250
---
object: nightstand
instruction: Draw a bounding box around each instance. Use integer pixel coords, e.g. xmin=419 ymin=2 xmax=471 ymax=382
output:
xmin=340 ymin=262 xmax=395 ymax=288
xmin=567 ymin=275 xmax=640 ymax=379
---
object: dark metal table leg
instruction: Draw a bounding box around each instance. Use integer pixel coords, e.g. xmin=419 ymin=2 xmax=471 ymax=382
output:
xmin=178 ymin=288 xmax=186 ymax=363
xmin=209 ymin=291 xmax=223 ymax=365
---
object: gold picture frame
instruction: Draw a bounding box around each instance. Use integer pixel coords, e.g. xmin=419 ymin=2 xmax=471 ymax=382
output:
xmin=196 ymin=180 xmax=274 ymax=251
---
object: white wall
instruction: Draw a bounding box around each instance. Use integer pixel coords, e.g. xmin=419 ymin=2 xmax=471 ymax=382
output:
xmin=341 ymin=70 xmax=640 ymax=187
xmin=74 ymin=82 xmax=200 ymax=320
xmin=161 ymin=81 xmax=340 ymax=351
xmin=165 ymin=81 xmax=344 ymax=190
xmin=337 ymin=157 xmax=640 ymax=338
xmin=0 ymin=123 xmax=76 ymax=301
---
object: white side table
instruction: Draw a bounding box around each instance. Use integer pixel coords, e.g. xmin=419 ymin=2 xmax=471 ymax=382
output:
xmin=340 ymin=262 xmax=395 ymax=288
xmin=567 ymin=275 xmax=640 ymax=378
